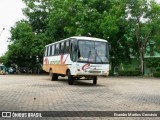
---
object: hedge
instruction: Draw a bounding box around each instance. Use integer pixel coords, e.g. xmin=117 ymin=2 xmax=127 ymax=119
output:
xmin=156 ymin=67 xmax=160 ymax=72
xmin=109 ymin=70 xmax=114 ymax=76
xmin=153 ymin=72 xmax=160 ymax=77
xmin=119 ymin=70 xmax=141 ymax=76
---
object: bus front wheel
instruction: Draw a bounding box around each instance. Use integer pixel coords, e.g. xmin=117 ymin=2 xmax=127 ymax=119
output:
xmin=67 ymin=71 xmax=74 ymax=85
xmin=93 ymin=76 xmax=97 ymax=84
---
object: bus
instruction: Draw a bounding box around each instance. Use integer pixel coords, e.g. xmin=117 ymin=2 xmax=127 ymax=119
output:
xmin=43 ymin=36 xmax=110 ymax=85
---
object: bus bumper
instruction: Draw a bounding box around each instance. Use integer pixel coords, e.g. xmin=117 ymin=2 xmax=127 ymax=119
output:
xmin=73 ymin=69 xmax=109 ymax=76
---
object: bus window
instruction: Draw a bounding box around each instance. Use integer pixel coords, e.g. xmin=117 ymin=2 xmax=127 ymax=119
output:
xmin=51 ymin=45 xmax=55 ymax=56
xmin=50 ymin=45 xmax=52 ymax=56
xmin=60 ymin=42 xmax=64 ymax=54
xmin=55 ymin=44 xmax=59 ymax=55
xmin=44 ymin=47 xmax=48 ymax=56
xmin=64 ymin=41 xmax=70 ymax=54
xmin=48 ymin=46 xmax=51 ymax=56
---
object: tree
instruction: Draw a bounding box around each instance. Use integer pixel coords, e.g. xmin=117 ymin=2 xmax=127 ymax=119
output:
xmin=8 ymin=21 xmax=35 ymax=67
xmin=22 ymin=0 xmax=51 ymax=34
xmin=47 ymin=0 xmax=131 ymax=67
xmin=7 ymin=0 xmax=160 ymax=74
xmin=125 ymin=0 xmax=160 ymax=74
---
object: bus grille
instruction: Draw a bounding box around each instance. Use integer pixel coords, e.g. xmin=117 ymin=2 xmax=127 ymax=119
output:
xmin=89 ymin=71 xmax=101 ymax=73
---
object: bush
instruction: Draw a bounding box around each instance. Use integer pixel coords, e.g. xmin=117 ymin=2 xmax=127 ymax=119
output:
xmin=119 ymin=70 xmax=141 ymax=76
xmin=156 ymin=67 xmax=160 ymax=72
xmin=153 ymin=72 xmax=160 ymax=77
xmin=109 ymin=70 xmax=114 ymax=76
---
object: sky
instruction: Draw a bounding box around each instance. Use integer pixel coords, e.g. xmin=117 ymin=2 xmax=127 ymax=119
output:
xmin=0 ymin=0 xmax=26 ymax=56
xmin=0 ymin=0 xmax=160 ymax=57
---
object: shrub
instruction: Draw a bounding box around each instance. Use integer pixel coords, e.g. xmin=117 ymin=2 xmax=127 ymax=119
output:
xmin=156 ymin=67 xmax=160 ymax=72
xmin=109 ymin=70 xmax=114 ymax=76
xmin=153 ymin=72 xmax=160 ymax=77
xmin=119 ymin=70 xmax=141 ymax=76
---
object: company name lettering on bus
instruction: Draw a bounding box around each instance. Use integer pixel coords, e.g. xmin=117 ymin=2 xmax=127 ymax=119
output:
xmin=50 ymin=60 xmax=60 ymax=64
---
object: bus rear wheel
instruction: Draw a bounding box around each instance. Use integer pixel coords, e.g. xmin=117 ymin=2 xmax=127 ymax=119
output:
xmin=50 ymin=71 xmax=58 ymax=81
xmin=67 ymin=71 xmax=74 ymax=85
xmin=93 ymin=76 xmax=97 ymax=84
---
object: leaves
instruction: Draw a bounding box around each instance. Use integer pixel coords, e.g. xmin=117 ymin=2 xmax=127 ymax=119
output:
xmin=1 ymin=0 xmax=160 ymax=73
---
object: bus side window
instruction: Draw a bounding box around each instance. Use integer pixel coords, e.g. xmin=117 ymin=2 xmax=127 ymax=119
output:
xmin=50 ymin=45 xmax=52 ymax=56
xmin=64 ymin=42 xmax=66 ymax=54
xmin=65 ymin=41 xmax=69 ymax=54
xmin=59 ymin=43 xmax=61 ymax=54
xmin=44 ymin=47 xmax=48 ymax=56
xmin=60 ymin=42 xmax=64 ymax=54
xmin=51 ymin=45 xmax=55 ymax=56
xmin=47 ymin=46 xmax=50 ymax=56
xmin=55 ymin=43 xmax=59 ymax=55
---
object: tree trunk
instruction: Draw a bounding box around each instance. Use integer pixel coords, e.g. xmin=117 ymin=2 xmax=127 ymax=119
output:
xmin=140 ymin=49 xmax=144 ymax=75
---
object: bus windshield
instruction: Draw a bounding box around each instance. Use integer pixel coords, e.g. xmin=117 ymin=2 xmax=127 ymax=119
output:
xmin=77 ymin=40 xmax=109 ymax=64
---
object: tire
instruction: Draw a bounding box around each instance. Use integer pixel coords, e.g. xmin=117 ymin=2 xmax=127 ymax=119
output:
xmin=93 ymin=76 xmax=97 ymax=84
xmin=67 ymin=70 xmax=74 ymax=85
xmin=75 ymin=77 xmax=80 ymax=80
xmin=50 ymin=70 xmax=58 ymax=81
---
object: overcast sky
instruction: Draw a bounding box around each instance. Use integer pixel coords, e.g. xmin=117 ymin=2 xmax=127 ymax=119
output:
xmin=0 ymin=0 xmax=160 ymax=56
xmin=0 ymin=0 xmax=25 ymax=56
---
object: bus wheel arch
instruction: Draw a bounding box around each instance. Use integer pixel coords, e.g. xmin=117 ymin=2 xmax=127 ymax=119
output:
xmin=49 ymin=68 xmax=58 ymax=81
xmin=66 ymin=69 xmax=70 ymax=76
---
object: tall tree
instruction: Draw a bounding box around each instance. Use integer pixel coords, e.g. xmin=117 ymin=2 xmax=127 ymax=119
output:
xmin=8 ymin=21 xmax=35 ymax=67
xmin=125 ymin=0 xmax=160 ymax=74
xmin=22 ymin=0 xmax=51 ymax=33
xmin=47 ymin=0 xmax=130 ymax=66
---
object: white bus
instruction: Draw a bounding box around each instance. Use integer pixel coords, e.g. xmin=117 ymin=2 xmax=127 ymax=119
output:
xmin=43 ymin=36 xmax=110 ymax=85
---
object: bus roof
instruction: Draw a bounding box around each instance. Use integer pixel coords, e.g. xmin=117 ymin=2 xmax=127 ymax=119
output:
xmin=71 ymin=36 xmax=107 ymax=42
xmin=46 ymin=36 xmax=108 ymax=47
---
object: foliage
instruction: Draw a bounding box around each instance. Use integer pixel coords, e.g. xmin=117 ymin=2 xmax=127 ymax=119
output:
xmin=22 ymin=0 xmax=51 ymax=33
xmin=145 ymin=58 xmax=160 ymax=68
xmin=0 ymin=54 xmax=8 ymax=66
xmin=7 ymin=21 xmax=34 ymax=67
xmin=6 ymin=21 xmax=46 ymax=68
xmin=2 ymin=0 xmax=160 ymax=73
xmin=156 ymin=67 xmax=160 ymax=72
xmin=153 ymin=67 xmax=160 ymax=77
xmin=47 ymin=0 xmax=131 ymax=66
xmin=153 ymin=72 xmax=160 ymax=77
xmin=109 ymin=70 xmax=114 ymax=76
xmin=125 ymin=0 xmax=160 ymax=74
xmin=119 ymin=70 xmax=141 ymax=76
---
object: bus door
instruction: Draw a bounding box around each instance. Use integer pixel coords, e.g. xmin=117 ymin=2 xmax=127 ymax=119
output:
xmin=70 ymin=39 xmax=78 ymax=74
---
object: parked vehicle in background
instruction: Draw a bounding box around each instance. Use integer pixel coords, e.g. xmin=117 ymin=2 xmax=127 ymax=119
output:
xmin=8 ymin=67 xmax=16 ymax=74
xmin=0 ymin=64 xmax=8 ymax=75
xmin=43 ymin=36 xmax=110 ymax=85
